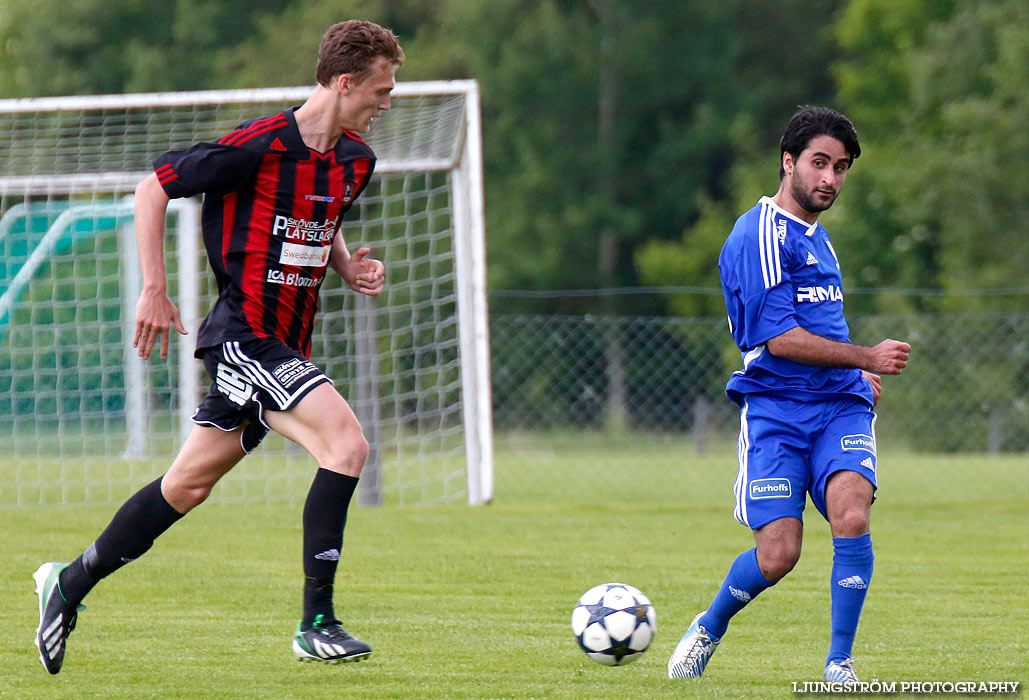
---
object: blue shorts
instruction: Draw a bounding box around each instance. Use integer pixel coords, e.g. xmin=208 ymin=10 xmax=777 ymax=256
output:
xmin=193 ymin=337 xmax=332 ymax=453
xmin=733 ymin=394 xmax=878 ymax=529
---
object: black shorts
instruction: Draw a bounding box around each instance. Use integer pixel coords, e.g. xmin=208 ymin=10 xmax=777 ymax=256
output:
xmin=193 ymin=337 xmax=332 ymax=453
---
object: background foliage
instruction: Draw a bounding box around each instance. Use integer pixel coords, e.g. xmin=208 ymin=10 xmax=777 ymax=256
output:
xmin=2 ymin=0 xmax=1024 ymax=316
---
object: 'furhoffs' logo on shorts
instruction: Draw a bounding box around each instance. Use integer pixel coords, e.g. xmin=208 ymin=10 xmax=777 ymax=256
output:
xmin=841 ymin=434 xmax=876 ymax=454
xmin=749 ymin=478 xmax=791 ymax=499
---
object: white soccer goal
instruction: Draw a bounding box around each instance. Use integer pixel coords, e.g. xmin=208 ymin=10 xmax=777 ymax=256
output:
xmin=0 ymin=82 xmax=493 ymax=507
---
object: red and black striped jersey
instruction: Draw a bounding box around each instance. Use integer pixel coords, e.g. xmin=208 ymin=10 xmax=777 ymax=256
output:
xmin=154 ymin=108 xmax=375 ymax=358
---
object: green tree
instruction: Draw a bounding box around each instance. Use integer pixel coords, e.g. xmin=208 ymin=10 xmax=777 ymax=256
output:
xmin=409 ymin=0 xmax=839 ymax=313
xmin=832 ymin=0 xmax=1028 ymax=312
xmin=634 ymin=0 xmax=846 ymax=317
xmin=214 ymin=0 xmax=450 ymax=87
xmin=639 ymin=0 xmax=1028 ymax=317
xmin=0 ymin=0 xmax=285 ymax=96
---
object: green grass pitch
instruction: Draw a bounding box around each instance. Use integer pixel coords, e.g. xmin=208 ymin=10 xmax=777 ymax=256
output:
xmin=0 ymin=437 xmax=1025 ymax=699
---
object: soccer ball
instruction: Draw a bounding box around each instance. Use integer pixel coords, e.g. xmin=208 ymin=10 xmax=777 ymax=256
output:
xmin=571 ymin=582 xmax=656 ymax=666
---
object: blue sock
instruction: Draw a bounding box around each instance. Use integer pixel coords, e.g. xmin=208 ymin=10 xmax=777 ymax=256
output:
xmin=828 ymin=533 xmax=874 ymax=664
xmin=700 ymin=548 xmax=774 ymax=639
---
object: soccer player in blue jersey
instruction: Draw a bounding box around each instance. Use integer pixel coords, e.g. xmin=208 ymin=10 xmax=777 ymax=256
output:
xmin=33 ymin=21 xmax=402 ymax=674
xmin=667 ymin=106 xmax=911 ymax=683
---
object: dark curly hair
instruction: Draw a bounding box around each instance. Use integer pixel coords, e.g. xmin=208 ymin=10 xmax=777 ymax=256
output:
xmin=779 ymin=106 xmax=860 ymax=179
xmin=315 ymin=20 xmax=405 ymax=87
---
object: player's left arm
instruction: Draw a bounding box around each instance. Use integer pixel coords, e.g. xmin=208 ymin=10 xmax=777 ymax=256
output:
xmin=329 ymin=230 xmax=385 ymax=296
xmin=766 ymin=325 xmax=910 ymax=376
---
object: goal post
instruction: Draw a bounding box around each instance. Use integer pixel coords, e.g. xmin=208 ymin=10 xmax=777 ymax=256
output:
xmin=0 ymin=81 xmax=493 ymax=507
xmin=450 ymin=82 xmax=493 ymax=507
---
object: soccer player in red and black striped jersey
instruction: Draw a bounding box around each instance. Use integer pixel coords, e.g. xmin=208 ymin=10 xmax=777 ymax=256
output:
xmin=34 ymin=20 xmax=403 ymax=674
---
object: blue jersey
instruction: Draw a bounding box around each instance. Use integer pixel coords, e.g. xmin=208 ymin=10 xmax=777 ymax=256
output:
xmin=718 ymin=196 xmax=872 ymax=407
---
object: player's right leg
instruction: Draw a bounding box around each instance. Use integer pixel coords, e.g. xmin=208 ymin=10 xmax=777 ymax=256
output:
xmin=667 ymin=521 xmax=797 ymax=679
xmin=34 ymin=425 xmax=246 ymax=674
xmin=669 ymin=395 xmax=808 ymax=679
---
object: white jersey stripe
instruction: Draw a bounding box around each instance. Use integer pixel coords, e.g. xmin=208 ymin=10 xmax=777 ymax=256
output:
xmin=758 ymin=201 xmax=771 ymax=288
xmin=824 ymin=238 xmax=840 ymax=266
xmin=765 ymin=203 xmax=776 ymax=286
xmin=760 ymin=202 xmax=782 ymax=288
xmin=731 ymin=346 xmax=766 ymax=380
xmin=741 ymin=344 xmax=765 ymax=370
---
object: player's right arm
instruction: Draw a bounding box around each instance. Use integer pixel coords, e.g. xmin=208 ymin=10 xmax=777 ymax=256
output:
xmin=766 ymin=326 xmax=910 ymax=376
xmin=133 ymin=173 xmax=187 ymax=360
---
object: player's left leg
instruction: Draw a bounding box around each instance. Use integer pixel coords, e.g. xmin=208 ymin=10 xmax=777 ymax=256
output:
xmin=263 ymin=383 xmax=372 ymax=663
xmin=812 ymin=399 xmax=878 ymax=683
xmin=823 ymin=471 xmax=874 ymax=682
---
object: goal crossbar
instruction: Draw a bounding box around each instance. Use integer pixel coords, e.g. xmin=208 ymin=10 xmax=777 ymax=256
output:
xmin=0 ymin=81 xmax=478 ymax=113
xmin=0 ymin=80 xmax=480 ymax=193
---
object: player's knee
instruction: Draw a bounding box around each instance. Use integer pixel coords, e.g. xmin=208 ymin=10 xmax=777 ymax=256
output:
xmin=831 ymin=508 xmax=870 ymax=538
xmin=320 ymin=426 xmax=369 ymax=476
xmin=162 ymin=477 xmax=213 ymax=513
xmin=758 ymin=542 xmax=802 ymax=582
xmin=763 ymin=556 xmax=799 ymax=582
xmin=348 ymin=431 xmax=370 ymax=469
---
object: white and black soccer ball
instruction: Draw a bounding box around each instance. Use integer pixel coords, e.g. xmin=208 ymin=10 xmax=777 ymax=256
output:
xmin=571 ymin=582 xmax=656 ymax=666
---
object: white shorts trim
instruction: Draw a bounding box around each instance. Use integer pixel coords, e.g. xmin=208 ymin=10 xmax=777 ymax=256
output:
xmin=733 ymin=399 xmax=751 ymax=527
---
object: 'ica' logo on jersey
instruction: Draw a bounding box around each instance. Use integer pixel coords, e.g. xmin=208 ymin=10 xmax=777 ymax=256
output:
xmin=776 ymin=220 xmax=787 ymax=244
xmin=796 ymin=285 xmax=844 ymax=303
xmin=267 ymin=269 xmax=320 ymax=288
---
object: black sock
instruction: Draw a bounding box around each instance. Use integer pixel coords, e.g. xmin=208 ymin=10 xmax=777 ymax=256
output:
xmin=59 ymin=476 xmax=183 ymax=608
xmin=302 ymin=469 xmax=359 ymax=625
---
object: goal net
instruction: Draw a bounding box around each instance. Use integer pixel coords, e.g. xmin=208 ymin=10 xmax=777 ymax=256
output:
xmin=0 ymin=82 xmax=492 ymax=508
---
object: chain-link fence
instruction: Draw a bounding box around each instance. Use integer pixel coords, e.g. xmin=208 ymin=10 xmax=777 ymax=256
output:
xmin=489 ymin=312 xmax=1028 ymax=505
